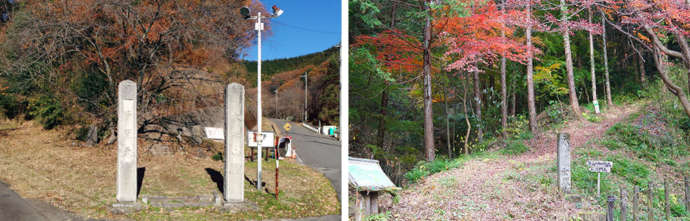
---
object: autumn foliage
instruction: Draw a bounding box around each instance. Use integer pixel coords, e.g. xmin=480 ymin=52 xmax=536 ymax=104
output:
xmin=434 ymin=0 xmax=532 ymax=72
xmin=1 ymin=0 xmax=267 ymax=130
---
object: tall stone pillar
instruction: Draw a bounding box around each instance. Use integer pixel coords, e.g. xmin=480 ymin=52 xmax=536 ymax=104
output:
xmin=557 ymin=133 xmax=571 ymax=192
xmin=224 ymin=83 xmax=245 ymax=202
xmin=117 ymin=80 xmax=137 ymax=203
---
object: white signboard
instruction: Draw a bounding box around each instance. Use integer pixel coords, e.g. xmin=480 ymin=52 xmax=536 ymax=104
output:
xmin=247 ymin=131 xmax=275 ymax=147
xmin=587 ymin=160 xmax=613 ymax=173
xmin=204 ymin=127 xmax=225 ymax=140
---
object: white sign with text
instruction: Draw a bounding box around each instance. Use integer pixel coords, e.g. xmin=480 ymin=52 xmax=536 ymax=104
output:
xmin=587 ymin=160 xmax=613 ymax=173
xmin=204 ymin=127 xmax=225 ymax=140
xmin=247 ymin=131 xmax=275 ymax=147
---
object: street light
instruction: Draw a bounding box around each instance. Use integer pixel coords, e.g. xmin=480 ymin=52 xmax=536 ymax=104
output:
xmin=241 ymin=5 xmax=283 ymax=191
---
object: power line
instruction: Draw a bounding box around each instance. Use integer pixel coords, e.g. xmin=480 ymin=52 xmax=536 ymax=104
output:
xmin=271 ymin=20 xmax=340 ymax=35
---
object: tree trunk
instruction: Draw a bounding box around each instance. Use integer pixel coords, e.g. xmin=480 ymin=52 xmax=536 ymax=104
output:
xmin=560 ymin=0 xmax=581 ymax=116
xmin=377 ymin=86 xmax=388 ymax=150
xmin=444 ymin=83 xmax=451 ymax=158
xmin=463 ymin=72 xmax=472 ymax=155
xmin=643 ymin=25 xmax=690 ymax=118
xmin=473 ymin=71 xmax=483 ymax=142
xmin=526 ymin=0 xmax=538 ymax=133
xmin=639 ymin=53 xmax=646 ymax=83
xmin=510 ymin=89 xmax=517 ymax=116
xmin=671 ymin=31 xmax=690 ymax=95
xmin=423 ymin=1 xmax=435 ymax=161
xmin=653 ymin=48 xmax=690 ymax=118
xmin=601 ymin=10 xmax=613 ymax=107
xmin=500 ymin=0 xmax=508 ymax=138
xmin=588 ymin=8 xmax=600 ymax=114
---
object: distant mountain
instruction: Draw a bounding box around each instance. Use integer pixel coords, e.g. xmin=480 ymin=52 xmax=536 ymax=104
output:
xmin=243 ymin=46 xmax=339 ymax=77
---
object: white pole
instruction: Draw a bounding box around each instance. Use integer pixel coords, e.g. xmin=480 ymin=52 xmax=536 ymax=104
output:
xmin=340 ymin=2 xmax=350 ymax=214
xmin=256 ymin=12 xmax=263 ymax=190
xmin=275 ymin=89 xmax=278 ymax=118
xmin=597 ymin=172 xmax=601 ymax=197
xmin=304 ymin=72 xmax=308 ymax=122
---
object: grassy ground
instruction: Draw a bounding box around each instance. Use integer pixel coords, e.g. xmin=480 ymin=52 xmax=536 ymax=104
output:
xmin=570 ymin=101 xmax=690 ymax=219
xmin=383 ymin=104 xmax=642 ymax=220
xmin=0 ymin=119 xmax=339 ymax=220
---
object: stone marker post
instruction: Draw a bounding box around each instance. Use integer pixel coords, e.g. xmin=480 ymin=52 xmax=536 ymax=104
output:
xmin=648 ymin=182 xmax=654 ymax=221
xmin=685 ymin=177 xmax=690 ymax=211
xmin=557 ymin=133 xmax=571 ymax=192
xmin=224 ymin=83 xmax=245 ymax=202
xmin=634 ymin=186 xmax=639 ymax=221
xmin=117 ymin=80 xmax=137 ymax=203
xmin=664 ymin=179 xmax=670 ymax=221
xmin=620 ymin=188 xmax=627 ymax=221
xmin=606 ymin=195 xmax=615 ymax=221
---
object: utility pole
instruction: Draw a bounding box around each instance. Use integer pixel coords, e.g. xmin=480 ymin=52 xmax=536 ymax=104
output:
xmin=240 ymin=5 xmax=283 ymax=191
xmin=275 ymin=89 xmax=278 ymax=118
xmin=255 ymin=11 xmax=264 ymax=191
xmin=303 ymin=71 xmax=308 ymax=123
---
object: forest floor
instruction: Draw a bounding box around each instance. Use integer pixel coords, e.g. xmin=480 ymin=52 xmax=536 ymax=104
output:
xmin=0 ymin=119 xmax=339 ymax=220
xmin=387 ymin=104 xmax=642 ymax=220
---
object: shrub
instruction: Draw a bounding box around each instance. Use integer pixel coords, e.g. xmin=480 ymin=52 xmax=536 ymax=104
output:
xmin=504 ymin=115 xmax=532 ymax=140
xmin=27 ymin=95 xmax=65 ymax=129
xmin=212 ymin=152 xmax=223 ymax=161
xmin=606 ymin=155 xmax=650 ymax=187
xmin=582 ymin=112 xmax=602 ymax=123
xmin=0 ymin=93 xmax=21 ymax=119
xmin=500 ymin=140 xmax=529 ymax=155
xmin=403 ymin=158 xmax=464 ymax=184
xmin=545 ymin=101 xmax=568 ymax=124
xmin=600 ymin=137 xmax=624 ymax=150
xmin=572 ymin=157 xmax=614 ymax=197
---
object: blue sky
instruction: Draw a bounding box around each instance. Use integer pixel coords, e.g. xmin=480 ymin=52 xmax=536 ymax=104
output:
xmin=240 ymin=0 xmax=341 ymax=61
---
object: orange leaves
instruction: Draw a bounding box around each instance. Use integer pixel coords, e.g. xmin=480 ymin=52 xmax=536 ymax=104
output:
xmin=434 ymin=0 xmax=531 ymax=72
xmin=354 ymin=30 xmax=423 ymax=74
xmin=636 ymin=31 xmax=651 ymax=43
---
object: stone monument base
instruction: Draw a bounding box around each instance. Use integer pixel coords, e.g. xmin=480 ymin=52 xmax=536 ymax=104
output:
xmin=110 ymin=202 xmax=143 ymax=214
xmin=220 ymin=200 xmax=258 ymax=213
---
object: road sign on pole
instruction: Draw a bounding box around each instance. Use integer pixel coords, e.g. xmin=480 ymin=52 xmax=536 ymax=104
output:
xmin=283 ymin=123 xmax=292 ymax=132
xmin=587 ymin=160 xmax=613 ymax=196
xmin=247 ymin=131 xmax=275 ymax=147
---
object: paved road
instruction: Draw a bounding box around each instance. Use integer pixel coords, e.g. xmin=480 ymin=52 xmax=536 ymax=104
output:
xmin=0 ymin=181 xmax=95 ymax=221
xmin=271 ymin=119 xmax=341 ymax=201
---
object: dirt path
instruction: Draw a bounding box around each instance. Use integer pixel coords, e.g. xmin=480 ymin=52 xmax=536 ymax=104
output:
xmin=388 ymin=105 xmax=641 ymax=220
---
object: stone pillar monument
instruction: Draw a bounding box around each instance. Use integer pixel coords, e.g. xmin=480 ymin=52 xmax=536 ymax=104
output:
xmin=117 ymin=80 xmax=137 ymax=203
xmin=224 ymin=83 xmax=245 ymax=202
xmin=557 ymin=133 xmax=571 ymax=192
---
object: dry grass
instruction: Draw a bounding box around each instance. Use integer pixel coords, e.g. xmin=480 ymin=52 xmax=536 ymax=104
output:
xmin=0 ymin=120 xmax=339 ymax=220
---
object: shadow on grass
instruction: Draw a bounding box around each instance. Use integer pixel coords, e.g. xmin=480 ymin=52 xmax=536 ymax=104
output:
xmin=204 ymin=168 xmax=270 ymax=195
xmin=137 ymin=167 xmax=146 ymax=197
xmin=205 ymin=168 xmax=224 ymax=195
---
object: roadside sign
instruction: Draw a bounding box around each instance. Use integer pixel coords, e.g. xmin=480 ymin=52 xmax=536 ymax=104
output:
xmin=283 ymin=123 xmax=291 ymax=132
xmin=247 ymin=131 xmax=275 ymax=147
xmin=587 ymin=160 xmax=613 ymax=196
xmin=204 ymin=127 xmax=224 ymax=140
xmin=587 ymin=160 xmax=613 ymax=173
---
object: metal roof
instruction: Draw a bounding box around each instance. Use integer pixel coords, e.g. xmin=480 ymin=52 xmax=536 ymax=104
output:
xmin=348 ymin=157 xmax=397 ymax=192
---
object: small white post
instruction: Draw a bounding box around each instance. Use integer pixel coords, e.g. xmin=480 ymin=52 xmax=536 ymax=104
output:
xmin=597 ymin=172 xmax=601 ymax=197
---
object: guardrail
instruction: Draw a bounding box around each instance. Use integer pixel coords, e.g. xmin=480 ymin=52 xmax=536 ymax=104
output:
xmin=302 ymin=123 xmax=320 ymax=133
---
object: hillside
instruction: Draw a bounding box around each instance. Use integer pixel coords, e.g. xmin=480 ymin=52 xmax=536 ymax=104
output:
xmin=361 ymin=90 xmax=690 ymax=220
xmin=243 ymin=46 xmax=339 ymax=79
xmin=244 ymin=47 xmax=341 ymax=126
